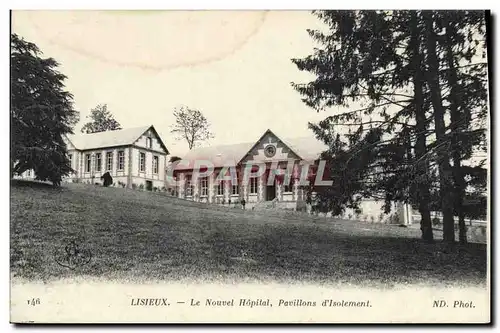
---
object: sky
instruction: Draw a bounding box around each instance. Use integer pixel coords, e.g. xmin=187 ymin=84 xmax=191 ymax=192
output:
xmin=12 ymin=10 xmax=336 ymax=157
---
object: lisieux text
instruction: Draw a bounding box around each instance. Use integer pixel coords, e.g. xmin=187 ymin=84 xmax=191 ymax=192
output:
xmin=130 ymin=297 xmax=372 ymax=308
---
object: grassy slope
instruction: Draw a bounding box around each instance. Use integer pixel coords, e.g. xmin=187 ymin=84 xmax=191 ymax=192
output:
xmin=10 ymin=181 xmax=487 ymax=287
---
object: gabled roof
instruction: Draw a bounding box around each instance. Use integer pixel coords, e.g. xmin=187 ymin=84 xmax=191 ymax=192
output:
xmin=65 ymin=125 xmax=169 ymax=154
xmin=237 ymin=129 xmax=303 ymax=165
xmin=174 ymin=129 xmax=328 ymax=171
xmin=175 ymin=142 xmax=254 ymax=170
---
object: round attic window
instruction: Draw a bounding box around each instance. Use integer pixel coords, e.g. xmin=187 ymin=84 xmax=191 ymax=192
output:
xmin=264 ymin=145 xmax=276 ymax=158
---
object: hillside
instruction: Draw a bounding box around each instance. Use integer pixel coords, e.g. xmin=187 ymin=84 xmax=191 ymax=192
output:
xmin=10 ymin=181 xmax=487 ymax=287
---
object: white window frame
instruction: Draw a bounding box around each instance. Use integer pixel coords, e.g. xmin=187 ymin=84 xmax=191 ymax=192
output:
xmin=217 ymin=181 xmax=225 ymax=196
xmin=200 ymin=177 xmax=208 ymax=196
xmin=118 ymin=151 xmax=125 ymax=171
xmin=95 ymin=153 xmax=102 ymax=172
xmin=139 ymin=152 xmax=146 ymax=173
xmin=152 ymin=156 xmax=159 ymax=174
xmin=185 ymin=175 xmax=193 ymax=197
xmin=85 ymin=154 xmax=91 ymax=173
xmin=250 ymin=177 xmax=258 ymax=194
xmin=106 ymin=151 xmax=113 ymax=171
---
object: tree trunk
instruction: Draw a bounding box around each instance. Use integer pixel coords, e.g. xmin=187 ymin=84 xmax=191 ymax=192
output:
xmin=423 ymin=12 xmax=456 ymax=244
xmin=10 ymin=158 xmax=15 ymax=179
xmin=443 ymin=17 xmax=467 ymax=245
xmin=410 ymin=11 xmax=433 ymax=242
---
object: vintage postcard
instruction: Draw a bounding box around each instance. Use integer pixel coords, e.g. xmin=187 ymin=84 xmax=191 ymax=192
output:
xmin=10 ymin=9 xmax=490 ymax=323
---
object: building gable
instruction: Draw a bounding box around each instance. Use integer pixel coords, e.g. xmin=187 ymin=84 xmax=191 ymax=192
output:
xmin=132 ymin=125 xmax=169 ymax=155
xmin=239 ymin=129 xmax=302 ymax=164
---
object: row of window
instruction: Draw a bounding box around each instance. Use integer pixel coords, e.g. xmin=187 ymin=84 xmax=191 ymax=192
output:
xmin=185 ymin=179 xmax=249 ymax=197
xmin=78 ymin=151 xmax=159 ymax=174
xmin=138 ymin=152 xmax=159 ymax=174
xmin=184 ymin=176 xmax=297 ymax=197
xmin=184 ymin=177 xmax=271 ymax=197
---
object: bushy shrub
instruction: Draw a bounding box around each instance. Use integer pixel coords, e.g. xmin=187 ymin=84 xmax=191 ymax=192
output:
xmin=391 ymin=215 xmax=400 ymax=224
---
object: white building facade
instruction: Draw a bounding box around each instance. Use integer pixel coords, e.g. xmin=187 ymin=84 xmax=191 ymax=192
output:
xmin=173 ymin=129 xmax=412 ymax=224
xmin=64 ymin=125 xmax=169 ymax=190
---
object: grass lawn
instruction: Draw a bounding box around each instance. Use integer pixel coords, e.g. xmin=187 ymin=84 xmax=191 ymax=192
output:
xmin=10 ymin=180 xmax=487 ymax=287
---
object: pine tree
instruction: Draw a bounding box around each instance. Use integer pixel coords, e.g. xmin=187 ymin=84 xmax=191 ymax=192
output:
xmin=291 ymin=10 xmax=488 ymax=244
xmin=422 ymin=11 xmax=457 ymax=243
xmin=11 ymin=34 xmax=79 ymax=185
xmin=436 ymin=11 xmax=488 ymax=244
xmin=408 ymin=11 xmax=433 ymax=241
xmin=291 ymin=10 xmax=436 ymax=239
